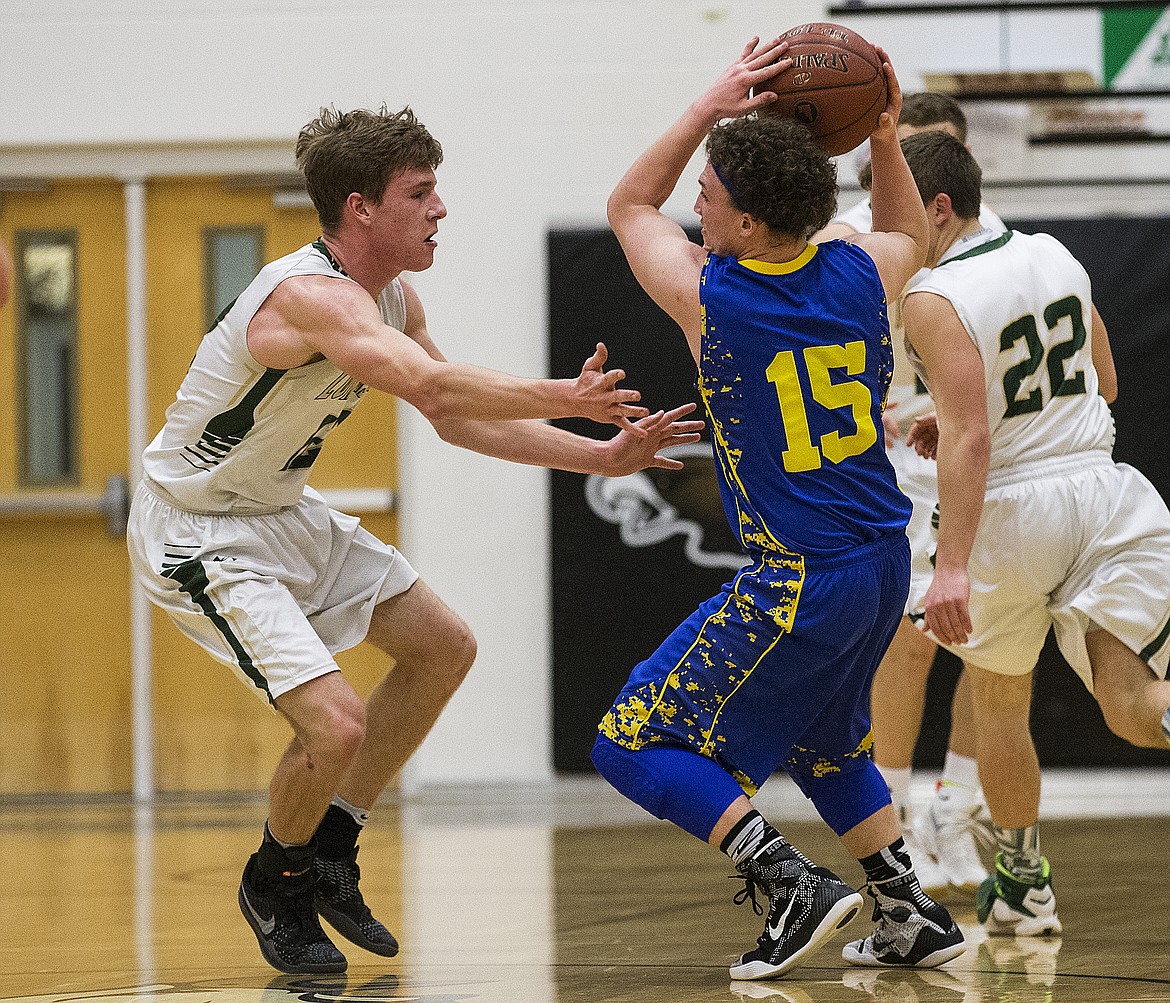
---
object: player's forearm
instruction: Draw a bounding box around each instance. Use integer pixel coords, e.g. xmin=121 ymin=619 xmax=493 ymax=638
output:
xmin=868 ymin=131 xmax=928 ymax=265
xmin=394 ymin=360 xmax=578 ymax=424
xmin=609 ymin=102 xmax=714 ymax=218
xmin=433 ymin=416 xmax=609 ymax=473
xmin=933 ymin=423 xmax=990 ymax=572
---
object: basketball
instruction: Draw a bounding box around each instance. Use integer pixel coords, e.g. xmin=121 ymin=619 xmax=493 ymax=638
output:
xmin=755 ymin=22 xmax=888 ymax=156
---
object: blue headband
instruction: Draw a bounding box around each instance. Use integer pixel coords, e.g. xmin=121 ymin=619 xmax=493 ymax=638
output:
xmin=711 ymin=161 xmax=744 ymax=211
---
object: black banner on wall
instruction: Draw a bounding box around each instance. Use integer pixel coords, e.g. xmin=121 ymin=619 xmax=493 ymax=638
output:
xmin=548 ymin=219 xmax=1170 ymax=774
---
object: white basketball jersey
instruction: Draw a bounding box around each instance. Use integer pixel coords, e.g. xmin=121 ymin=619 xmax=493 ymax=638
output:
xmin=831 ymin=197 xmax=1006 ymax=431
xmin=909 ymin=229 xmax=1115 ymax=473
xmin=142 ymin=241 xmax=406 ymax=514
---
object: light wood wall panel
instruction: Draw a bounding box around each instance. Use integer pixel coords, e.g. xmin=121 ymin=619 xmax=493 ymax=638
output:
xmin=0 ymin=176 xmax=400 ymax=794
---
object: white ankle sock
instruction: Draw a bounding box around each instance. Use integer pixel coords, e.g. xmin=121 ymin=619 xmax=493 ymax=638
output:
xmin=937 ymin=752 xmax=980 ymax=805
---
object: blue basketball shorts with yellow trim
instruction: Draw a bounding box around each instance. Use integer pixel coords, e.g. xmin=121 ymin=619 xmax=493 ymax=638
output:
xmin=598 ymin=531 xmax=909 ymax=796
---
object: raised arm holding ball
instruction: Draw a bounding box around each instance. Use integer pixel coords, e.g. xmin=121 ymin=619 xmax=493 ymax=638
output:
xmin=592 ymin=35 xmax=965 ymax=980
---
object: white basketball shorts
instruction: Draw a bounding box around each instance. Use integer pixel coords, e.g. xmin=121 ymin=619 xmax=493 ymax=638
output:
xmin=907 ymin=451 xmax=1170 ymax=691
xmin=889 ymin=437 xmax=939 ymax=609
xmin=127 ymin=481 xmax=418 ymax=704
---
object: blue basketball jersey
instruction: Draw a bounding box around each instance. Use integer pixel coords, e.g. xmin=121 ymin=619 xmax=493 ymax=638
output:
xmin=699 ymin=241 xmax=911 ymax=557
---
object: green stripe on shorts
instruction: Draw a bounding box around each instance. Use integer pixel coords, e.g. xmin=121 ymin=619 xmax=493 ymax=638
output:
xmin=1139 ymin=612 xmax=1170 ymax=664
xmin=162 ymin=559 xmax=273 ymax=703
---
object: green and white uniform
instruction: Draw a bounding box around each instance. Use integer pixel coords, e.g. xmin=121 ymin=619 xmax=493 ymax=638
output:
xmin=905 ymin=228 xmax=1170 ymax=688
xmin=127 ymin=241 xmax=418 ymax=703
xmin=830 ymin=198 xmax=1007 ymax=599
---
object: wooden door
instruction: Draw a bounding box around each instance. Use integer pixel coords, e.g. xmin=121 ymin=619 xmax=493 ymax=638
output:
xmin=0 ymin=177 xmax=400 ymax=794
xmin=0 ymin=181 xmax=133 ymax=793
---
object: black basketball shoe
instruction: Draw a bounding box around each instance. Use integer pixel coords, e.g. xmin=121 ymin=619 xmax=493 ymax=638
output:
xmin=730 ymin=842 xmax=864 ymax=980
xmin=842 ymin=871 xmax=966 ymax=968
xmin=238 ymin=852 xmax=347 ymax=974
xmin=315 ymin=845 xmax=400 ymax=957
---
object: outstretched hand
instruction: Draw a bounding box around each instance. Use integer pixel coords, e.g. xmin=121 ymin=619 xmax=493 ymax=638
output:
xmin=696 ymin=36 xmax=792 ymax=121
xmin=598 ymin=402 xmax=705 ymax=477
xmin=574 ymin=342 xmax=650 ymax=435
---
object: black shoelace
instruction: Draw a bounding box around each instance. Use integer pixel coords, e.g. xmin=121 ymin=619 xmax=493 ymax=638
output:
xmin=731 ymin=873 xmax=767 ymax=916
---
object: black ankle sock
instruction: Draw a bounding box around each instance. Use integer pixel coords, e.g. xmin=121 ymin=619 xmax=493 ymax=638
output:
xmin=860 ymin=836 xmax=914 ymax=884
xmin=720 ymin=810 xmax=789 ymax=867
xmin=256 ymin=823 xmax=316 ymax=881
xmin=315 ymin=803 xmax=363 ymax=860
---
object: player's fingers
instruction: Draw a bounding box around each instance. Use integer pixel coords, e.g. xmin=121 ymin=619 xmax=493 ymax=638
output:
xmin=603 ymin=368 xmax=627 ymax=388
xmin=618 ymin=403 xmax=649 ymax=418
xmin=612 ymin=388 xmax=641 ymax=404
xmin=651 ymin=456 xmax=685 ymax=470
xmin=749 ymin=38 xmax=790 ymax=69
xmin=670 ymin=421 xmax=705 ymax=434
xmin=883 ymin=60 xmax=902 ymax=103
xmin=668 ymin=432 xmax=703 ymax=446
xmin=924 ymin=610 xmax=943 ymax=643
xmin=945 ymin=603 xmax=969 ymax=644
xmin=926 ymin=604 xmax=958 ymax=645
xmin=582 ymin=342 xmax=607 ymax=371
xmin=933 ymin=615 xmax=957 ymax=646
xmin=663 ymin=401 xmax=698 ymax=420
xmin=615 ymin=415 xmax=649 ymax=437
xmin=747 ymin=90 xmax=781 ymax=112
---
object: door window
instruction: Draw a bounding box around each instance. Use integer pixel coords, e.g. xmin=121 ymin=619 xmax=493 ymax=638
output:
xmin=17 ymin=231 xmax=78 ymax=485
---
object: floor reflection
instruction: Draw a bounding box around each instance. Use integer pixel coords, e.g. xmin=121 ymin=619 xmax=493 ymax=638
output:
xmin=0 ymin=785 xmax=1167 ymax=1003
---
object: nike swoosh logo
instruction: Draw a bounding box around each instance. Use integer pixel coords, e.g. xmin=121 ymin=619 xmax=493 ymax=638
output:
xmin=242 ymin=887 xmax=276 ymax=935
xmin=1031 ymin=893 xmax=1054 ymax=905
xmin=767 ymin=895 xmax=798 ymax=940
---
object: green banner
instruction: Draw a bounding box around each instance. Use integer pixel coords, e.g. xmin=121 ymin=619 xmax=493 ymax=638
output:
xmin=1102 ymin=5 xmax=1170 ymax=88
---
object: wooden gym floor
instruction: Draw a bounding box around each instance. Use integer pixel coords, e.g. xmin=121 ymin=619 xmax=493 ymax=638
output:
xmin=1 ymin=771 xmax=1167 ymax=1003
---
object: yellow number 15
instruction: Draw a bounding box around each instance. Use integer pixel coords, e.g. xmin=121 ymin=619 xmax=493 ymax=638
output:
xmin=765 ymin=340 xmax=877 ymax=473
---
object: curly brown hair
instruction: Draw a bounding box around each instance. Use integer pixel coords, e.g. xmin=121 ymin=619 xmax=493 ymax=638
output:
xmin=704 ymin=115 xmax=838 ymax=238
xmin=295 ymin=105 xmax=444 ymax=230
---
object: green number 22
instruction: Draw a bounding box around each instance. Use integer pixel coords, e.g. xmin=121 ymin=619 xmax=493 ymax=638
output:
xmin=766 ymin=340 xmax=877 ymax=473
xmin=1000 ymin=295 xmax=1088 ymax=419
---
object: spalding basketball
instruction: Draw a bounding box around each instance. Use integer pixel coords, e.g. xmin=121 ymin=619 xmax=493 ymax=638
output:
xmin=755 ymin=23 xmax=887 ymax=156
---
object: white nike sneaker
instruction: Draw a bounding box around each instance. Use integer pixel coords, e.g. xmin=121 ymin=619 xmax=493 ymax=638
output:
xmin=918 ymin=784 xmax=992 ymax=893
xmin=976 ymin=853 xmax=1063 ymax=937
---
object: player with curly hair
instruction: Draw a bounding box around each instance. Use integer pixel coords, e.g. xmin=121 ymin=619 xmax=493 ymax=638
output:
xmin=592 ymin=37 xmax=965 ymax=980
